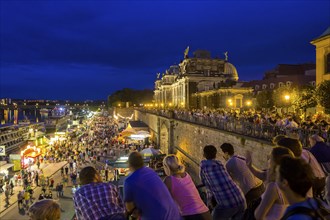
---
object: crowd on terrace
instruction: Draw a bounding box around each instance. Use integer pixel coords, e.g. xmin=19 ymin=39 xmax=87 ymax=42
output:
xmin=143 ymin=107 xmax=330 ymax=147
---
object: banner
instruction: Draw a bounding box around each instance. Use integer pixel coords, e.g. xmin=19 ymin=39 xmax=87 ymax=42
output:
xmin=0 ymin=145 xmax=5 ymax=156
xmin=12 ymin=160 xmax=22 ymax=171
xmin=9 ymin=154 xmax=20 ymax=160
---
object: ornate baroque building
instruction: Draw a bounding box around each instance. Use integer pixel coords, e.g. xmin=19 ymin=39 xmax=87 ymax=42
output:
xmin=154 ymin=49 xmax=252 ymax=109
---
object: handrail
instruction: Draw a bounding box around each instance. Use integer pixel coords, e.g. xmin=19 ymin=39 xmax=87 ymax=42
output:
xmin=174 ymin=146 xmax=200 ymax=166
xmin=138 ymin=109 xmax=330 ymax=148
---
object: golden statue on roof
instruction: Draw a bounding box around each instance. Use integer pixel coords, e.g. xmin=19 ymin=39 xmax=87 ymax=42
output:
xmin=184 ymin=46 xmax=190 ymax=59
xmin=224 ymin=51 xmax=228 ymax=61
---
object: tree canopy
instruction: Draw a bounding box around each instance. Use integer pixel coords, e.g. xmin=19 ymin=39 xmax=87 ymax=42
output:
xmin=316 ymin=80 xmax=330 ymax=113
xmin=107 ymin=88 xmax=153 ymax=107
xmin=256 ymin=90 xmax=274 ymax=109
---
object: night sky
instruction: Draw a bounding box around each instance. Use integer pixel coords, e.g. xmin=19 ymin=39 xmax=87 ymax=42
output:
xmin=1 ymin=1 xmax=329 ymax=101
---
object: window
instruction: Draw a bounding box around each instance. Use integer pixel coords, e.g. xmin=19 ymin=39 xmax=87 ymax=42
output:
xmin=255 ymin=85 xmax=260 ymax=90
xmin=311 ymin=81 xmax=316 ymax=86
xmin=326 ymin=53 xmax=330 ymax=74
xmin=270 ymin=83 xmax=275 ymax=89
xmin=262 ymin=84 xmax=267 ymax=89
xmin=286 ymin=81 xmax=292 ymax=87
xmin=279 ymin=82 xmax=284 ymax=88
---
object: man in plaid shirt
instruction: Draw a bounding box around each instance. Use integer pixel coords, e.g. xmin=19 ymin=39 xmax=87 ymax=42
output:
xmin=74 ymin=166 xmax=125 ymax=220
xmin=200 ymin=145 xmax=246 ymax=220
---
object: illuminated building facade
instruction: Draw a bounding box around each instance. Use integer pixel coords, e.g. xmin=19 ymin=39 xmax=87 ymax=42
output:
xmin=154 ymin=50 xmax=251 ymax=109
xmin=311 ymin=26 xmax=330 ymax=85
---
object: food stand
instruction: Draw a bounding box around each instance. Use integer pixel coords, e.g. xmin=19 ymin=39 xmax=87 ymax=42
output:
xmin=21 ymin=145 xmax=41 ymax=169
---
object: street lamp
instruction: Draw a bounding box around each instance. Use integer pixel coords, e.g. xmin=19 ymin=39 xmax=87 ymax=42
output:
xmin=227 ymin=99 xmax=233 ymax=108
xmin=246 ymin=100 xmax=252 ymax=107
xmin=284 ymin=94 xmax=290 ymax=113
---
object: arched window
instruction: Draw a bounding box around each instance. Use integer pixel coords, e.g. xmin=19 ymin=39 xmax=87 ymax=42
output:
xmin=255 ymin=85 xmax=260 ymax=90
xmin=279 ymin=82 xmax=284 ymax=88
xmin=270 ymin=83 xmax=275 ymax=89
xmin=262 ymin=84 xmax=267 ymax=89
xmin=326 ymin=53 xmax=330 ymax=74
xmin=286 ymin=81 xmax=292 ymax=87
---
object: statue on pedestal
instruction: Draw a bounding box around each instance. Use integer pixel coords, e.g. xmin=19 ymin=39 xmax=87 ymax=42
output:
xmin=184 ymin=46 xmax=190 ymax=59
xmin=224 ymin=51 xmax=228 ymax=61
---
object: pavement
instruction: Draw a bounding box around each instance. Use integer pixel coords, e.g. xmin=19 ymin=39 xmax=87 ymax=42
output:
xmin=0 ymin=161 xmax=68 ymax=217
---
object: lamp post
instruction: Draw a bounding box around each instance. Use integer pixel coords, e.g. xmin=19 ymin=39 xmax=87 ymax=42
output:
xmin=284 ymin=94 xmax=290 ymax=113
xmin=227 ymin=99 xmax=233 ymax=108
xmin=246 ymin=100 xmax=252 ymax=109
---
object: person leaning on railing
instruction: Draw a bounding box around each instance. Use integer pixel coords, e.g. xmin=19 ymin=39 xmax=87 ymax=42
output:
xmin=163 ymin=154 xmax=211 ymax=220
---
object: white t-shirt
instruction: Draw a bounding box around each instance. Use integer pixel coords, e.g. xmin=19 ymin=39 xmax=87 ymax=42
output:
xmin=226 ymin=155 xmax=263 ymax=195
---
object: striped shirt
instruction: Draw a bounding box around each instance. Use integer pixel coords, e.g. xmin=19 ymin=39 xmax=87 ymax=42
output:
xmin=200 ymin=159 xmax=246 ymax=209
xmin=74 ymin=182 xmax=125 ymax=220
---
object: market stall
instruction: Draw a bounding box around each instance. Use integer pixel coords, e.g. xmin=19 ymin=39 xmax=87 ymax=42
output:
xmin=21 ymin=145 xmax=41 ymax=169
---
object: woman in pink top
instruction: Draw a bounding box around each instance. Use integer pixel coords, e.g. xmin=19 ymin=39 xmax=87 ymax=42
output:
xmin=254 ymin=147 xmax=293 ymax=220
xmin=163 ymin=155 xmax=211 ymax=220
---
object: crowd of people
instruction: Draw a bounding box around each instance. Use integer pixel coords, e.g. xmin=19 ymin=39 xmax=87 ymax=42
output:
xmin=3 ymin=110 xmax=330 ymax=220
xmin=71 ymin=131 xmax=330 ymax=220
xmin=145 ymin=108 xmax=330 ymax=147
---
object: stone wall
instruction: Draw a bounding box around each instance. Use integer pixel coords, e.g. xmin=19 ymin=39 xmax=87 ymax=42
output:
xmin=172 ymin=121 xmax=272 ymax=183
xmin=135 ymin=110 xmax=273 ymax=183
xmin=111 ymin=107 xmax=135 ymax=118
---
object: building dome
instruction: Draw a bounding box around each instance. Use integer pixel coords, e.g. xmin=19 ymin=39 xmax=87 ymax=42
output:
xmin=224 ymin=62 xmax=239 ymax=81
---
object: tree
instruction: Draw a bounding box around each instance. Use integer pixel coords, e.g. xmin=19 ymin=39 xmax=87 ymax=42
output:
xmin=272 ymin=86 xmax=298 ymax=109
xmin=256 ymin=90 xmax=274 ymax=110
xmin=293 ymin=85 xmax=317 ymax=116
xmin=316 ymin=80 xmax=330 ymax=114
xmin=107 ymin=88 xmax=154 ymax=107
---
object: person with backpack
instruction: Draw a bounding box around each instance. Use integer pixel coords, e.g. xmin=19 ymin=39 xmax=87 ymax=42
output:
xmin=276 ymin=157 xmax=330 ymax=220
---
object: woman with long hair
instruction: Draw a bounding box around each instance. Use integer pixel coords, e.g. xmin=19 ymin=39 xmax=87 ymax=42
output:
xmin=163 ymin=154 xmax=211 ymax=220
xmin=254 ymin=147 xmax=294 ymax=220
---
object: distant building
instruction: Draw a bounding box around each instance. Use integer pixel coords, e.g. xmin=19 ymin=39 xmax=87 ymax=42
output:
xmin=154 ymin=49 xmax=252 ymax=109
xmin=242 ymin=64 xmax=316 ymax=95
xmin=310 ymin=26 xmax=330 ymax=85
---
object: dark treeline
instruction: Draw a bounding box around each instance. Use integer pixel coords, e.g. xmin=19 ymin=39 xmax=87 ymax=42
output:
xmin=108 ymin=88 xmax=153 ymax=107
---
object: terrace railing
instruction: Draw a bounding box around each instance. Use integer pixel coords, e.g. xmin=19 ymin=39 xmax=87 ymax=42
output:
xmin=139 ymin=109 xmax=330 ymax=148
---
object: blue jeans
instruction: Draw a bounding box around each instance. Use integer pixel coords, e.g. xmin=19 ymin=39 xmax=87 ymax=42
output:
xmin=212 ymin=204 xmax=245 ymax=220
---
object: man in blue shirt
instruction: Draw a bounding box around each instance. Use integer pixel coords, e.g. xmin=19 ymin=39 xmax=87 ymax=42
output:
xmin=276 ymin=157 xmax=330 ymax=220
xmin=124 ymin=152 xmax=181 ymax=220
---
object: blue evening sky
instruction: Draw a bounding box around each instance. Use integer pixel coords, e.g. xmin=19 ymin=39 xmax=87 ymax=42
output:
xmin=1 ymin=0 xmax=329 ymax=100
